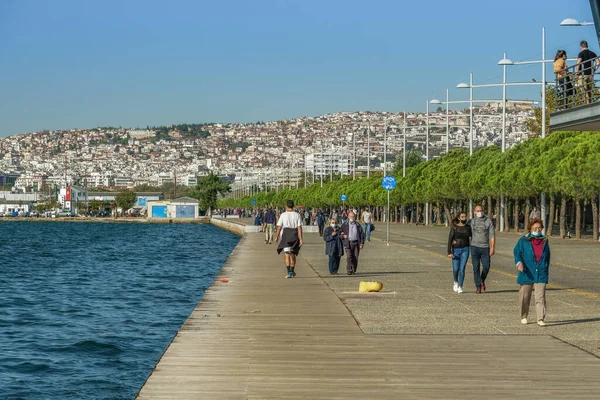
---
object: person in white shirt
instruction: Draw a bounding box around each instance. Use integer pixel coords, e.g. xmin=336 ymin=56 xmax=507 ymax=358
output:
xmin=275 ymin=200 xmax=304 ymax=278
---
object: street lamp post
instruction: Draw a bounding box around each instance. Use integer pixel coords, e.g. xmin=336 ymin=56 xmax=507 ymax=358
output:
xmin=425 ymin=100 xmax=430 ymax=161
xmin=403 ymin=112 xmax=406 ymax=177
xmin=367 ymin=125 xmax=370 ymax=178
xmin=497 ymin=27 xmax=555 ymax=233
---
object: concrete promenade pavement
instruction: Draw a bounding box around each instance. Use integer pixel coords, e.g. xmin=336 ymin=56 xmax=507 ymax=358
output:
xmin=137 ymin=220 xmax=600 ymax=399
xmin=301 ymin=222 xmax=600 ymax=357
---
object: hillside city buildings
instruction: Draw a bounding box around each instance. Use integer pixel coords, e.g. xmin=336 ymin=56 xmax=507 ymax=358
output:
xmin=0 ymin=103 xmax=535 ymax=206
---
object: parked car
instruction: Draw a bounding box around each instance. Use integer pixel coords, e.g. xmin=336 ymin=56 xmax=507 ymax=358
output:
xmin=58 ymin=210 xmax=74 ymax=217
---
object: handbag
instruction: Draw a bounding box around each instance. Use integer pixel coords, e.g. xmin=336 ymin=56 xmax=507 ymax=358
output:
xmin=370 ymin=223 xmax=375 ymax=232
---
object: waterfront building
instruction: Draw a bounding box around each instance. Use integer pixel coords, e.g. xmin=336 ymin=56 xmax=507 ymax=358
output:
xmin=305 ymin=152 xmax=351 ymax=179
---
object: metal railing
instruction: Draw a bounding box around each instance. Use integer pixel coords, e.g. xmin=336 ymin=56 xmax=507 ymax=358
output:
xmin=555 ymin=58 xmax=600 ymax=112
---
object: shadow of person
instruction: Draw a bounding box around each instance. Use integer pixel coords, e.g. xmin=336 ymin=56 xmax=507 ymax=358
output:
xmin=547 ymin=317 xmax=600 ymax=326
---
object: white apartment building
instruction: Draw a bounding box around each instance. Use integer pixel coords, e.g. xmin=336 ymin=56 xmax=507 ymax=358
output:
xmin=305 ymin=152 xmax=352 ymax=178
xmin=14 ymin=175 xmax=47 ymax=191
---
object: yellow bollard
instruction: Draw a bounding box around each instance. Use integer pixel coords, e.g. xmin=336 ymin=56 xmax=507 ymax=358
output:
xmin=359 ymin=281 xmax=383 ymax=293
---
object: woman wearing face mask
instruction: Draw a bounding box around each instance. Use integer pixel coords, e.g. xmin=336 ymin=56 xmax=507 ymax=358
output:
xmin=447 ymin=212 xmax=471 ymax=294
xmin=514 ymin=218 xmax=551 ymax=327
xmin=323 ymin=218 xmax=345 ymax=275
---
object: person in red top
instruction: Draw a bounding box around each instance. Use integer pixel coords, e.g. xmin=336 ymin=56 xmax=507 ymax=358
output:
xmin=513 ymin=218 xmax=551 ymax=327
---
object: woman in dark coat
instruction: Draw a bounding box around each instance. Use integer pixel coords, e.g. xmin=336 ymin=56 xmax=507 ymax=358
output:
xmin=323 ymin=218 xmax=344 ymax=275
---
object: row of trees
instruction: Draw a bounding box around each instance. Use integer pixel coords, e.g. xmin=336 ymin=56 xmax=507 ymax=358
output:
xmin=218 ymin=131 xmax=600 ymax=239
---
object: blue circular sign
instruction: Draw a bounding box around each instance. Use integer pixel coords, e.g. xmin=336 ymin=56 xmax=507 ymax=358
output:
xmin=252 ymin=199 xmax=257 ymax=205
xmin=382 ymin=175 xmax=397 ymax=191
xmin=340 ymin=194 xmax=347 ymax=201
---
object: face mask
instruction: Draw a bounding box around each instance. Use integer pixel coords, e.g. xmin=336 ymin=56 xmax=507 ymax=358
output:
xmin=330 ymin=224 xmax=336 ymax=227
xmin=349 ymin=218 xmax=355 ymax=223
xmin=476 ymin=212 xmax=483 ymax=218
xmin=459 ymin=218 xmax=467 ymax=223
xmin=531 ymin=231 xmax=543 ymax=237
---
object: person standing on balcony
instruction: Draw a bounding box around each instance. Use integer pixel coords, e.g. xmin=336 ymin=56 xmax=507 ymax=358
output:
xmin=554 ymin=50 xmax=574 ymax=109
xmin=576 ymin=40 xmax=599 ymax=104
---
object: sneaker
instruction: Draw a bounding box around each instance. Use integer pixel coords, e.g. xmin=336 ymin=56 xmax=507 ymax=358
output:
xmin=537 ymin=320 xmax=547 ymax=327
xmin=482 ymin=282 xmax=486 ymax=291
xmin=291 ymin=270 xmax=296 ymax=277
xmin=475 ymin=288 xmax=481 ymax=294
xmin=457 ymin=286 xmax=463 ymax=294
xmin=453 ymin=282 xmax=458 ymax=292
xmin=521 ymin=318 xmax=528 ymax=325
xmin=285 ymin=273 xmax=292 ymax=278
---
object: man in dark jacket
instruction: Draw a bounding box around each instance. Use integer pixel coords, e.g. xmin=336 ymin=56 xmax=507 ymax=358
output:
xmin=315 ymin=209 xmax=326 ymax=236
xmin=340 ymin=211 xmax=365 ymax=275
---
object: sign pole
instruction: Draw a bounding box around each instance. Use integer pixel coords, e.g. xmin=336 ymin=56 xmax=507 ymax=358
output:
xmin=381 ymin=175 xmax=396 ymax=247
xmin=387 ymin=190 xmax=390 ymax=246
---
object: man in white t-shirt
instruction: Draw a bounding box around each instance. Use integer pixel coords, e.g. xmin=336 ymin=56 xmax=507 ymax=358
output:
xmin=275 ymin=199 xmax=304 ymax=278
xmin=362 ymin=207 xmax=372 ymax=242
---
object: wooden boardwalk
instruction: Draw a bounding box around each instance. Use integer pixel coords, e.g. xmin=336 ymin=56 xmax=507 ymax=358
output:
xmin=137 ymin=232 xmax=600 ymax=399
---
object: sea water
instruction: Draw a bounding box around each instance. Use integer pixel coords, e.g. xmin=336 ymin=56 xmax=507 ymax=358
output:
xmin=0 ymin=221 xmax=239 ymax=399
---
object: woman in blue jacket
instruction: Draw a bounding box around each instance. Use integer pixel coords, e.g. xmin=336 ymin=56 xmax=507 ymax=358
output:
xmin=513 ymin=218 xmax=551 ymax=327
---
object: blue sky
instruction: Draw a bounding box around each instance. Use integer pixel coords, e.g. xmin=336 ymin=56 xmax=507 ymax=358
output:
xmin=0 ymin=0 xmax=595 ymax=136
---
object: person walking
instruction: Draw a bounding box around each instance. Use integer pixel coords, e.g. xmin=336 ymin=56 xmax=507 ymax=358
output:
xmin=315 ymin=209 xmax=326 ymax=236
xmin=529 ymin=206 xmax=541 ymax=221
xmin=514 ymin=218 xmax=551 ymax=326
xmin=577 ymin=40 xmax=599 ymax=104
xmin=275 ymin=200 xmax=304 ymax=278
xmin=323 ymin=218 xmax=344 ymax=274
xmin=361 ymin=207 xmax=373 ymax=242
xmin=447 ymin=212 xmax=471 ymax=294
xmin=263 ymin=207 xmax=276 ymax=244
xmin=340 ymin=211 xmax=365 ymax=275
xmin=304 ymin=209 xmax=311 ymax=226
xmin=468 ymin=204 xmax=495 ymax=293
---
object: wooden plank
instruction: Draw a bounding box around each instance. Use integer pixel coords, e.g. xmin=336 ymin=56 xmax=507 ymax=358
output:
xmin=137 ymin=233 xmax=600 ymax=399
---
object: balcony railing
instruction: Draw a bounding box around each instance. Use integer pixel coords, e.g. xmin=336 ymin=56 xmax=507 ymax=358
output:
xmin=555 ymin=59 xmax=600 ymax=112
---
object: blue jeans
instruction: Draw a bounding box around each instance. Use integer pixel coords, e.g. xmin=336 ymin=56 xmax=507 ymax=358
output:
xmin=471 ymin=246 xmax=490 ymax=289
xmin=452 ymin=247 xmax=469 ymax=287
xmin=363 ymin=223 xmax=371 ymax=241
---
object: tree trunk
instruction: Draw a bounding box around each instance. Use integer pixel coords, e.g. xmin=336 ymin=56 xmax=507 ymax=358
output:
xmin=581 ymin=200 xmax=587 ymax=234
xmin=524 ymin=198 xmax=531 ymax=231
xmin=495 ymin=197 xmax=501 ymax=229
xmin=547 ymin=195 xmax=555 ymax=237
xmin=444 ymin=200 xmax=453 ymax=226
xmin=576 ymin=199 xmax=581 ymax=239
xmin=559 ymin=196 xmax=567 ymax=238
xmin=592 ymin=195 xmax=599 ymax=241
xmin=569 ymin=200 xmax=576 ymax=231
xmin=487 ymin=196 xmax=493 ymax=219
xmin=504 ymin=198 xmax=510 ymax=232
xmin=513 ymin=198 xmax=519 ymax=232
